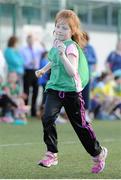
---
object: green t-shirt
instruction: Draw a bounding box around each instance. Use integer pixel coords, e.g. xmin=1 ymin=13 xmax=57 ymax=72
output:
xmin=46 ymin=39 xmax=89 ymax=92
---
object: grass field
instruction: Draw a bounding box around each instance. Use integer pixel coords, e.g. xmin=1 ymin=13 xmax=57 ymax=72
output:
xmin=0 ymin=118 xmax=121 ymax=179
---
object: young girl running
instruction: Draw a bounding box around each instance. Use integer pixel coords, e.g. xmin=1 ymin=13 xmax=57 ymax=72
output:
xmin=35 ymin=9 xmax=108 ymax=173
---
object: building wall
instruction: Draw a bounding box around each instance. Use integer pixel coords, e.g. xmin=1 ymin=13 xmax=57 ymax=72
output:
xmin=90 ymin=31 xmax=117 ymax=71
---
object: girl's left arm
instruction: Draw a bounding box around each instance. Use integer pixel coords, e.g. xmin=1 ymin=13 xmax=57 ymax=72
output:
xmin=56 ymin=41 xmax=78 ymax=76
xmin=61 ymin=54 xmax=78 ymax=76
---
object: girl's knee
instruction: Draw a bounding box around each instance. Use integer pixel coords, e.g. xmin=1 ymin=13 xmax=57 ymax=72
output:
xmin=42 ymin=115 xmax=55 ymax=129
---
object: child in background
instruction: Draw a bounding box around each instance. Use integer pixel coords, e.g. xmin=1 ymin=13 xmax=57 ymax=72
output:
xmin=111 ymin=70 xmax=121 ymax=119
xmin=113 ymin=70 xmax=121 ymax=97
xmin=0 ymin=75 xmax=18 ymax=123
xmin=81 ymin=32 xmax=97 ymax=122
xmin=35 ymin=9 xmax=108 ymax=173
xmin=90 ymin=71 xmax=121 ymax=120
xmin=4 ymin=72 xmax=30 ymax=123
xmin=38 ymin=51 xmax=68 ymax=123
xmin=38 ymin=51 xmax=50 ymax=118
xmin=90 ymin=72 xmax=115 ymax=119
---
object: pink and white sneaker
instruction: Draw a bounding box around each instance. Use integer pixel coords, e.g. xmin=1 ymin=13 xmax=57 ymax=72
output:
xmin=92 ymin=147 xmax=108 ymax=173
xmin=38 ymin=151 xmax=58 ymax=168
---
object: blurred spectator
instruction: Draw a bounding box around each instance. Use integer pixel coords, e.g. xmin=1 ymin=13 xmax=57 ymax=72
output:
xmin=4 ymin=36 xmax=24 ymax=89
xmin=37 ymin=51 xmax=67 ymax=123
xmin=20 ymin=35 xmax=44 ymax=117
xmin=113 ymin=70 xmax=121 ymax=97
xmin=0 ymin=49 xmax=8 ymax=82
xmin=37 ymin=51 xmax=50 ymax=118
xmin=82 ymin=32 xmax=97 ymax=122
xmin=111 ymin=70 xmax=121 ymax=119
xmin=106 ymin=39 xmax=121 ymax=73
xmin=2 ymin=72 xmax=30 ymax=123
xmin=90 ymin=72 xmax=121 ymax=120
xmin=90 ymin=72 xmax=111 ymax=120
xmin=0 ymin=75 xmax=18 ymax=123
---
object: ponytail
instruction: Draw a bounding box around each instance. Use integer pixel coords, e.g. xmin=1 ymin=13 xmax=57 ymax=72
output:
xmin=72 ymin=31 xmax=89 ymax=48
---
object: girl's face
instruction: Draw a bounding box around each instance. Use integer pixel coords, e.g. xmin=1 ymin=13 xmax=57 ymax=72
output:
xmin=54 ymin=19 xmax=72 ymax=41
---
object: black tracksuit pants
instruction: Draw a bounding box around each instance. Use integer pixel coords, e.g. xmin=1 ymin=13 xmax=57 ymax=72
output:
xmin=42 ymin=89 xmax=102 ymax=157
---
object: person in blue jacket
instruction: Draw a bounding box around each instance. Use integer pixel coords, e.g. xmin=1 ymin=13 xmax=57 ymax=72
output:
xmin=38 ymin=51 xmax=50 ymax=117
xmin=106 ymin=39 xmax=121 ymax=73
xmin=82 ymin=32 xmax=97 ymax=122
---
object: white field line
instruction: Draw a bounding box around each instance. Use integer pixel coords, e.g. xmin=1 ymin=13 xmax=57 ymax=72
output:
xmin=0 ymin=138 xmax=120 ymax=148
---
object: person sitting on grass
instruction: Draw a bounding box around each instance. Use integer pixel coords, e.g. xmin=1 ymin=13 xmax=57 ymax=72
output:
xmin=0 ymin=75 xmax=18 ymax=123
xmin=3 ymin=72 xmax=30 ymax=124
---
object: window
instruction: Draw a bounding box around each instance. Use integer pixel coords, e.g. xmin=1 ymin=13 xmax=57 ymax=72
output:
xmin=92 ymin=5 xmax=108 ymax=25
xmin=49 ymin=9 xmax=59 ymax=21
xmin=112 ymin=6 xmax=118 ymax=26
xmin=22 ymin=6 xmax=40 ymax=23
xmin=66 ymin=5 xmax=88 ymax=23
xmin=78 ymin=6 xmax=88 ymax=23
xmin=0 ymin=4 xmax=14 ymax=17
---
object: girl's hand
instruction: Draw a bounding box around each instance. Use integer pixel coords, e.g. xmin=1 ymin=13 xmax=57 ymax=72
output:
xmin=53 ymin=40 xmax=66 ymax=57
xmin=35 ymin=69 xmax=45 ymax=78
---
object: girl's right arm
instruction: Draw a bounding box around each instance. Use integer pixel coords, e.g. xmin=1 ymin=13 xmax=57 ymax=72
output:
xmin=35 ymin=62 xmax=52 ymax=78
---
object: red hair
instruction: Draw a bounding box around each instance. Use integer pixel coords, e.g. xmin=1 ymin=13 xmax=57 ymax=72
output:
xmin=55 ymin=9 xmax=87 ymax=48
